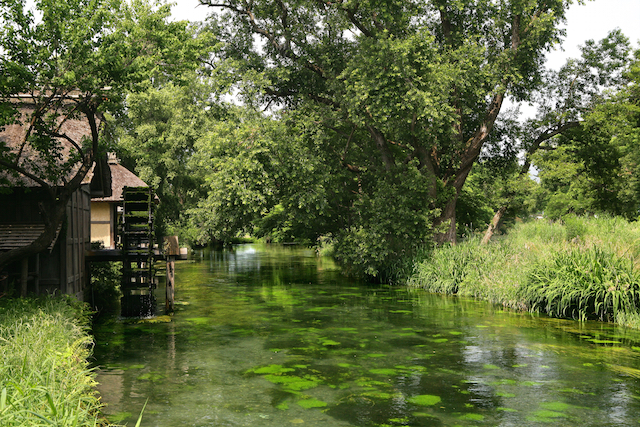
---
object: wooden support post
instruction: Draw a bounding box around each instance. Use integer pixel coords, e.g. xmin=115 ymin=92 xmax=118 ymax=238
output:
xmin=21 ymin=257 xmax=28 ymax=297
xmin=34 ymin=254 xmax=40 ymax=295
xmin=164 ymin=236 xmax=179 ymax=314
xmin=166 ymin=256 xmax=175 ymax=313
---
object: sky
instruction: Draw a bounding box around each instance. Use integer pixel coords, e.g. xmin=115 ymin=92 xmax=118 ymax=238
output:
xmin=171 ymin=0 xmax=640 ymax=70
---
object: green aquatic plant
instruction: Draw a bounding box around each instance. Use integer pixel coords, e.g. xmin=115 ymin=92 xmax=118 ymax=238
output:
xmin=297 ymin=398 xmax=327 ymax=408
xmin=407 ymin=394 xmax=441 ymax=406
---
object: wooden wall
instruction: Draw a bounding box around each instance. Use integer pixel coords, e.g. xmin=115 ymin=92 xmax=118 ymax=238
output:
xmin=0 ymin=185 xmax=91 ymax=299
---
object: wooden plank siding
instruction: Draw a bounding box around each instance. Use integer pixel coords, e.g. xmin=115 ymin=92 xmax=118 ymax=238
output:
xmin=0 ymin=185 xmax=91 ymax=299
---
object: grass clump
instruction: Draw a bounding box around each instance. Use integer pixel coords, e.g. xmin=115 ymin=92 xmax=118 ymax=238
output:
xmin=521 ymin=247 xmax=640 ymax=321
xmin=407 ymin=216 xmax=640 ymax=328
xmin=0 ymin=296 xmax=106 ymax=426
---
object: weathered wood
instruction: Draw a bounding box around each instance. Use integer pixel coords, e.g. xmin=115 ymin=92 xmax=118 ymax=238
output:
xmin=0 ymin=224 xmax=60 ymax=251
xmin=164 ymin=236 xmax=178 ymax=313
xmin=21 ymin=257 xmax=28 ymax=297
xmin=481 ymin=205 xmax=507 ymax=245
xmin=164 ymin=235 xmax=180 ymax=256
xmin=166 ymin=256 xmax=175 ymax=314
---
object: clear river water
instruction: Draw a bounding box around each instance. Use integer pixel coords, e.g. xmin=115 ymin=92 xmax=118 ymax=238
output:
xmin=92 ymin=244 xmax=640 ymax=426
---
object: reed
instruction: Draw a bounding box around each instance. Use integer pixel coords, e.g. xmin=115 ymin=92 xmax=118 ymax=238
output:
xmin=406 ymin=216 xmax=640 ymax=328
xmin=520 ymin=247 xmax=640 ymax=321
xmin=0 ymin=296 xmax=107 ymax=427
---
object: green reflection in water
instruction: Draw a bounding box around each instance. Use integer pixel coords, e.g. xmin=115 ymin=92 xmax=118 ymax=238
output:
xmin=93 ymin=244 xmax=640 ymax=426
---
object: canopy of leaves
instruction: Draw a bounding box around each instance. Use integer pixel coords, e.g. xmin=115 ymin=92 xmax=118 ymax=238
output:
xmin=189 ymin=0 xmax=573 ymax=275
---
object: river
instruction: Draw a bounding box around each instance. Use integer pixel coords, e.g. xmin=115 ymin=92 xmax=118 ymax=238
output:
xmin=93 ymin=244 xmax=640 ymax=426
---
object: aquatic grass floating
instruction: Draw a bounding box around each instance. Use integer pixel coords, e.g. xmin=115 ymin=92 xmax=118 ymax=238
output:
xmin=458 ymin=413 xmax=485 ymax=421
xmin=407 ymin=394 xmax=442 ymax=406
xmin=263 ymin=375 xmax=320 ymax=391
xmin=297 ymin=398 xmax=327 ymax=409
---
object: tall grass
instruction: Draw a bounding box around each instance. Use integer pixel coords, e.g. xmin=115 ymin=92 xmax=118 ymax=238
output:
xmin=407 ymin=216 xmax=640 ymax=328
xmin=0 ymin=296 xmax=107 ymax=426
xmin=521 ymin=247 xmax=640 ymax=321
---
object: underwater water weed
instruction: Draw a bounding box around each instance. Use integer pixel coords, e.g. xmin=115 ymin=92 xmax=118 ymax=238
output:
xmin=521 ymin=247 xmax=640 ymax=321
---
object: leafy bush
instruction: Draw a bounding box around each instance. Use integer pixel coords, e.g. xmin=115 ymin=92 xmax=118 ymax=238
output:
xmin=520 ymin=247 xmax=640 ymax=321
xmin=562 ymin=214 xmax=587 ymax=242
xmin=333 ymin=167 xmax=437 ymax=280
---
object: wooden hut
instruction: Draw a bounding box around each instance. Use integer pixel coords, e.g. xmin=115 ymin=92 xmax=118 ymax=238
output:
xmin=90 ymin=154 xmax=150 ymax=249
xmin=0 ymin=100 xmax=111 ymax=299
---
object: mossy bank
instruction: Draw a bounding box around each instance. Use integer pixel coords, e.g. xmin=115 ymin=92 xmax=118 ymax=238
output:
xmin=407 ymin=216 xmax=640 ymax=328
xmin=0 ymin=296 xmax=109 ymax=426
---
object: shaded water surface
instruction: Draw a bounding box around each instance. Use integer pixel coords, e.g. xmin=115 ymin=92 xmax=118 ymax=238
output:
xmin=93 ymin=244 xmax=640 ymax=426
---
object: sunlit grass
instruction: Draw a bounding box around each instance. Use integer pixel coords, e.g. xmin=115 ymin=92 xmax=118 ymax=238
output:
xmin=0 ymin=296 xmax=108 ymax=426
xmin=407 ymin=216 xmax=640 ymax=328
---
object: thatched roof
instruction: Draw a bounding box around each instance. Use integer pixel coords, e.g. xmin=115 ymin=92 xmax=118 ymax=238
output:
xmin=0 ymin=100 xmax=110 ymax=196
xmin=92 ymin=161 xmax=149 ymax=202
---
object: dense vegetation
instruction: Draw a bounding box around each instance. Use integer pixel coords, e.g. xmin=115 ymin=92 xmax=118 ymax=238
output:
xmin=0 ymin=297 xmax=105 ymax=426
xmin=3 ymin=0 xmax=639 ymax=280
xmin=2 ymin=1 xmax=640 ymax=423
xmin=408 ymin=216 xmax=640 ymax=328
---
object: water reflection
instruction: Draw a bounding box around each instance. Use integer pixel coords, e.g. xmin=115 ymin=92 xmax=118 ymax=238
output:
xmin=93 ymin=244 xmax=640 ymax=426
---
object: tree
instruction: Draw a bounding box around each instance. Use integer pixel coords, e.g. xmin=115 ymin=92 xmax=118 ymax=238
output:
xmin=533 ymin=46 xmax=640 ymax=220
xmin=187 ymin=106 xmax=354 ymax=246
xmin=200 ymin=0 xmax=574 ymax=248
xmin=481 ymin=29 xmax=635 ymax=241
xmin=115 ymin=77 xmax=213 ymax=241
xmin=0 ymin=0 xmax=204 ymax=271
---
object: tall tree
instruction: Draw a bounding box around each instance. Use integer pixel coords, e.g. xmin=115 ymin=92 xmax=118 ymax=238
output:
xmin=481 ymin=29 xmax=635 ymax=242
xmin=0 ymin=0 xmax=203 ymax=270
xmin=200 ymin=0 xmax=574 ymax=245
xmin=115 ymin=77 xmax=213 ymax=240
xmin=533 ymin=46 xmax=640 ymax=220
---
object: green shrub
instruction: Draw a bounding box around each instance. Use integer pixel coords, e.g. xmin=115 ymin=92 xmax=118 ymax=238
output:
xmin=562 ymin=214 xmax=587 ymax=242
xmin=520 ymin=247 xmax=640 ymax=321
xmin=333 ymin=167 xmax=437 ymax=280
xmin=89 ymin=261 xmax=122 ymax=315
xmin=407 ymin=239 xmax=484 ymax=294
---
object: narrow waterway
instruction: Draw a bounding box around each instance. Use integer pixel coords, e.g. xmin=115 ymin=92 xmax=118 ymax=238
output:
xmin=93 ymin=244 xmax=640 ymax=426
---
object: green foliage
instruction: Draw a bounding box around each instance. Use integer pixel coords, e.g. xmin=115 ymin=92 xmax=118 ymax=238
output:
xmin=0 ymin=296 xmax=104 ymax=426
xmin=89 ymin=260 xmax=122 ymax=316
xmin=562 ymin=214 xmax=587 ymax=241
xmin=333 ymin=166 xmax=438 ymax=280
xmin=203 ymin=0 xmax=573 ymax=247
xmin=532 ymin=145 xmax=595 ymax=219
xmin=187 ymin=107 xmax=353 ymax=246
xmin=521 ymin=247 xmax=640 ymax=321
xmin=116 ymin=79 xmax=213 ymax=240
xmin=531 ymin=37 xmax=640 ymax=220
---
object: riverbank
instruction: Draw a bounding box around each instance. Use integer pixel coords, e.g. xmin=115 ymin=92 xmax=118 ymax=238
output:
xmin=0 ymin=296 xmax=108 ymax=426
xmin=407 ymin=216 xmax=640 ymax=328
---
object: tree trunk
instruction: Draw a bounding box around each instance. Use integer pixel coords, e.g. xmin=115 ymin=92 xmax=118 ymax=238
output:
xmin=433 ymin=193 xmax=458 ymax=244
xmin=481 ymin=205 xmax=507 ymax=245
